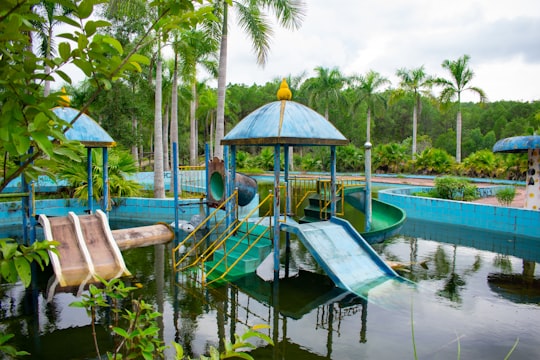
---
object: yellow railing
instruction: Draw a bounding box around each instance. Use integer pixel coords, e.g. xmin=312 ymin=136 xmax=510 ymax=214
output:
xmin=172 ymin=190 xmax=239 ymax=271
xmin=204 ymin=192 xmax=274 ymax=285
xmin=290 ymin=175 xmax=365 ymax=220
xmin=172 ymin=191 xmax=278 ymax=286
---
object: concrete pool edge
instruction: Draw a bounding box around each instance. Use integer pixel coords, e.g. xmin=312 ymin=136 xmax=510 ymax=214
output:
xmin=378 ymin=186 xmax=538 ymax=238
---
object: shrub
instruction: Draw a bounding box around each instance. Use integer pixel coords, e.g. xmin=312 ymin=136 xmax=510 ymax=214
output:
xmin=495 ymin=187 xmax=516 ymax=206
xmin=433 ymin=176 xmax=479 ymax=201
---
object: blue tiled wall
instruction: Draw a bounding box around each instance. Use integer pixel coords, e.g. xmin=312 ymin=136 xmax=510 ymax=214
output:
xmin=378 ymin=186 xmax=539 ymax=238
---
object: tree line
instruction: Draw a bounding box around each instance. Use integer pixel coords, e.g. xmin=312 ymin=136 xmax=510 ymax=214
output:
xmin=2 ymin=0 xmax=539 ymax=199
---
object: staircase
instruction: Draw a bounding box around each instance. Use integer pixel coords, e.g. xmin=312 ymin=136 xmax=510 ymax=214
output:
xmin=299 ymin=193 xmax=343 ymax=223
xmin=172 ymin=192 xmax=275 ymax=285
xmin=204 ymin=221 xmax=272 ymax=283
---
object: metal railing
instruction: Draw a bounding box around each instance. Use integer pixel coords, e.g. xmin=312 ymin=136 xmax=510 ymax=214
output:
xmin=172 ymin=190 xmax=277 ymax=286
xmin=204 ymin=193 xmax=274 ymax=285
xmin=290 ymin=175 xmax=365 ymax=220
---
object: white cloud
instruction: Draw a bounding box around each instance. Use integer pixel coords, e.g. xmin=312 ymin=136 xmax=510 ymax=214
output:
xmin=224 ymin=0 xmax=540 ymax=101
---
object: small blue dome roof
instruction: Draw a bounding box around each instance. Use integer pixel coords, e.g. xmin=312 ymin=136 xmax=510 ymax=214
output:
xmin=53 ymin=107 xmax=115 ymax=147
xmin=492 ymin=135 xmax=540 ymax=153
xmin=221 ymin=101 xmax=348 ymax=146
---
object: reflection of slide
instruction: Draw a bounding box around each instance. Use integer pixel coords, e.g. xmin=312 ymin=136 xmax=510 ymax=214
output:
xmin=281 ymin=217 xmax=407 ymax=298
xmin=39 ymin=210 xmax=131 ymax=293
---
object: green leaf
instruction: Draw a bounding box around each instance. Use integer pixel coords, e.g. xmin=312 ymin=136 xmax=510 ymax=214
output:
xmin=55 ymin=69 xmax=72 ymax=84
xmin=112 ymin=327 xmax=130 ymax=338
xmin=32 ymin=131 xmax=54 ymax=157
xmin=58 ymin=42 xmax=71 ymax=61
xmin=14 ymin=256 xmax=31 ymax=287
xmin=102 ymin=37 xmax=123 ymax=55
xmin=72 ymin=59 xmax=93 ymax=76
xmin=1 ymin=260 xmax=19 ymax=283
xmin=78 ymin=0 xmax=94 ymax=19
xmin=172 ymin=342 xmax=184 ymax=359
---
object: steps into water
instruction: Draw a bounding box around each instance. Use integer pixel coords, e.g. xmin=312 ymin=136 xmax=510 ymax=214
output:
xmin=204 ymin=220 xmax=272 ymax=281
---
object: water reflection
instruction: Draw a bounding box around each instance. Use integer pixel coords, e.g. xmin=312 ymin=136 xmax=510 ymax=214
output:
xmin=1 ymin=219 xmax=540 ymax=359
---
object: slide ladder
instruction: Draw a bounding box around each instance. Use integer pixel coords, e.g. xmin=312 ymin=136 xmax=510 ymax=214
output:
xmin=280 ymin=217 xmax=412 ymax=303
xmin=39 ymin=210 xmax=131 ymax=295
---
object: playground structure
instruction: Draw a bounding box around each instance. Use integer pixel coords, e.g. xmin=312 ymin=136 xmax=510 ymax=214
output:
xmin=173 ymin=81 xmax=409 ymax=299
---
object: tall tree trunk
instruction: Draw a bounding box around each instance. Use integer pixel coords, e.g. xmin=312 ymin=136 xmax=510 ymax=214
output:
xmin=190 ymin=80 xmax=198 ymax=165
xmin=154 ymin=58 xmax=165 ymax=198
xmin=163 ymin=102 xmax=170 ymax=171
xmin=412 ymin=95 xmax=418 ymax=159
xmin=366 ymin=108 xmax=372 ymax=143
xmin=456 ymin=110 xmax=462 ymax=163
xmin=215 ymin=4 xmax=228 ymax=160
xmin=170 ymin=53 xmax=179 ymax=192
xmin=131 ymin=115 xmax=139 ymax=166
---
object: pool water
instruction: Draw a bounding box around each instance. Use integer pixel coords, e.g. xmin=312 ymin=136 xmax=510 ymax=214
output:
xmin=1 ymin=218 xmax=539 ymax=359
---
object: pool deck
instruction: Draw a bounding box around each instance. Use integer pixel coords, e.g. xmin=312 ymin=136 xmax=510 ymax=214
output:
xmin=371 ymin=176 xmax=526 ymax=208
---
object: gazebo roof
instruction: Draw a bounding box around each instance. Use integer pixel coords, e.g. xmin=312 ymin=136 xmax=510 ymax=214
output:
xmin=52 ymin=106 xmax=115 ymax=148
xmin=492 ymin=135 xmax=540 ymax=153
xmin=221 ymin=100 xmax=348 ymax=146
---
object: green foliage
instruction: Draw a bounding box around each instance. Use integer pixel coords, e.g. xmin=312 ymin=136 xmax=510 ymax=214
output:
xmin=336 ymin=144 xmax=364 ymax=172
xmin=373 ymin=143 xmax=408 ymax=173
xmin=0 ymin=239 xmax=57 ymax=287
xmin=71 ymin=278 xmax=273 ymax=360
xmin=0 ymin=238 xmax=57 ymax=357
xmin=432 ymin=176 xmax=478 ymax=201
xmin=495 ymin=187 xmax=517 ymax=206
xmin=58 ymin=148 xmax=142 ymax=200
xmin=458 ymin=150 xmax=503 ymax=178
xmin=414 ymin=148 xmax=456 ymax=175
xmin=0 ymin=0 xmax=151 ymax=193
xmin=0 ymin=333 xmax=30 ymax=358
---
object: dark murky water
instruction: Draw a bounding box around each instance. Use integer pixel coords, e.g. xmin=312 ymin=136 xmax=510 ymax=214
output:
xmin=1 ymin=218 xmax=539 ymax=359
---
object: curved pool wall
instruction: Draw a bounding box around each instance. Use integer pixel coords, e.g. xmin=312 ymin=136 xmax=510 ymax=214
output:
xmin=378 ymin=186 xmax=539 ymax=238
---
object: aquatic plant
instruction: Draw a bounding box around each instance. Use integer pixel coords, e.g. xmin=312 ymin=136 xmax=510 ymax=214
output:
xmin=70 ymin=277 xmax=273 ymax=360
xmin=0 ymin=239 xmax=57 ymax=357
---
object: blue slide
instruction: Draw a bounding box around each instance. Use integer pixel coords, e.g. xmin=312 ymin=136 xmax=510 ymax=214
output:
xmin=281 ymin=217 xmax=411 ymax=301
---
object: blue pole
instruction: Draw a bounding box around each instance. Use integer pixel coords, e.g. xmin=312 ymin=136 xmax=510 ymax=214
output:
xmin=330 ymin=145 xmax=336 ymax=217
xmin=103 ymin=147 xmax=109 ymax=214
xmin=87 ymin=147 xmax=93 ymax=213
xmin=173 ymin=142 xmax=180 ymax=246
xmin=21 ymin=164 xmax=29 ymax=245
xmin=273 ymin=145 xmax=281 ymax=275
xmin=224 ymin=146 xmax=231 ymax=228
xmin=205 ymin=143 xmax=210 ymax=218
xmin=364 ymin=142 xmax=372 ymax=231
xmin=284 ymin=145 xmax=291 ymax=277
xmin=231 ymin=145 xmax=237 ymax=222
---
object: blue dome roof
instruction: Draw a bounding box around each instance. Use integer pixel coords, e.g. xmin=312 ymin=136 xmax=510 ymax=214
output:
xmin=222 ymin=101 xmax=348 ymax=146
xmin=53 ymin=107 xmax=115 ymax=147
xmin=492 ymin=135 xmax=540 ymax=153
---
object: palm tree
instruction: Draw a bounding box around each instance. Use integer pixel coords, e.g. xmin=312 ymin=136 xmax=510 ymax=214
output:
xmin=350 ymin=70 xmax=390 ymax=143
xmin=433 ymin=54 xmax=487 ymax=163
xmin=394 ymin=66 xmax=432 ymax=159
xmin=213 ymin=0 xmax=306 ymax=159
xmin=174 ymin=29 xmax=218 ymax=165
xmin=33 ymin=1 xmax=73 ymax=96
xmin=302 ymin=66 xmax=347 ymax=121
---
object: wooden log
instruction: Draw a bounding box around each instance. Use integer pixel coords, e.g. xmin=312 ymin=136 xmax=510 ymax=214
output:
xmin=112 ymin=224 xmax=174 ymax=250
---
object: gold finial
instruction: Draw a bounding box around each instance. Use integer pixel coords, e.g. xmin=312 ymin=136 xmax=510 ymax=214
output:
xmin=59 ymin=87 xmax=70 ymax=107
xmin=277 ymin=78 xmax=292 ymax=100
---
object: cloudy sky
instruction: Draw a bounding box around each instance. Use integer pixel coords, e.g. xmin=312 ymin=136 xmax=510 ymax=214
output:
xmin=224 ymin=0 xmax=540 ymax=102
